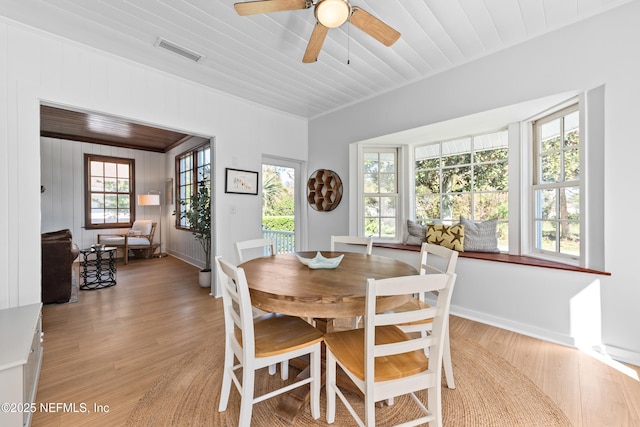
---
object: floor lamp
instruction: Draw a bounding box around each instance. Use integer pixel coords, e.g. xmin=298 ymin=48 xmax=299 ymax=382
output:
xmin=137 ymin=192 xmax=166 ymax=258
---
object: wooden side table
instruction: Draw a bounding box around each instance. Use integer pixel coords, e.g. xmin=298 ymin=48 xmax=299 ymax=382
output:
xmin=79 ymin=246 xmax=117 ymax=290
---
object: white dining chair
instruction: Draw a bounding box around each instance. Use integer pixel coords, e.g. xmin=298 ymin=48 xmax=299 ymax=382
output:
xmin=324 ymin=271 xmax=456 ymax=427
xmin=392 ymin=243 xmax=458 ymax=389
xmin=234 ymin=238 xmax=283 ymax=376
xmin=216 ymin=256 xmax=323 ymax=427
xmin=234 ymin=238 xmax=276 ymax=264
xmin=330 ymin=235 xmax=373 ymax=254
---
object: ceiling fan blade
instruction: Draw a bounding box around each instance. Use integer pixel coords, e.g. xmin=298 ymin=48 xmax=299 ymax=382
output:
xmin=302 ymin=23 xmax=329 ymax=63
xmin=349 ymin=6 xmax=400 ymax=47
xmin=234 ymin=0 xmax=309 ymax=16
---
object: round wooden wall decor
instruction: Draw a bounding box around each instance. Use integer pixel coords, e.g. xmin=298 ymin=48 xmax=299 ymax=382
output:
xmin=307 ymin=169 xmax=343 ymax=211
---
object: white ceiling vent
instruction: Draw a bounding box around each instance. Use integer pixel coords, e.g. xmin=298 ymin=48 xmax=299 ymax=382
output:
xmin=155 ymin=38 xmax=203 ymax=62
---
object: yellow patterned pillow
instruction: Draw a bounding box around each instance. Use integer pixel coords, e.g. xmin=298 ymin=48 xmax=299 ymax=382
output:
xmin=426 ymin=224 xmax=465 ymax=251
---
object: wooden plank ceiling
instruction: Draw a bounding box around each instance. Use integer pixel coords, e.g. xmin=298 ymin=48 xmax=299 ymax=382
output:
xmin=40 ymin=105 xmax=191 ymax=153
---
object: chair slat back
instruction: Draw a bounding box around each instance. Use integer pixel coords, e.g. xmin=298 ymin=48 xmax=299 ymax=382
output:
xmin=216 ymin=256 xmax=256 ymax=356
xmin=364 ymin=272 xmax=456 ymax=381
xmin=330 ymin=235 xmax=373 ymax=254
xmin=234 ymin=238 xmax=276 ymax=264
xmin=419 ymin=243 xmax=458 ymax=275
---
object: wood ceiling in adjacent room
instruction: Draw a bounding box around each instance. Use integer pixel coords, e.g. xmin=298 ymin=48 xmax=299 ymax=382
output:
xmin=40 ymin=105 xmax=192 ymax=153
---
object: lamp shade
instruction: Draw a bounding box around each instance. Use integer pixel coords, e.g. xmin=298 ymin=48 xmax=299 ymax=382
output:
xmin=138 ymin=194 xmax=160 ymax=206
xmin=316 ymin=0 xmax=350 ymax=28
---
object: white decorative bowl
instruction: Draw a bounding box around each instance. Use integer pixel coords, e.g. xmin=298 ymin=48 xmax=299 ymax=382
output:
xmin=296 ymin=252 xmax=344 ymax=269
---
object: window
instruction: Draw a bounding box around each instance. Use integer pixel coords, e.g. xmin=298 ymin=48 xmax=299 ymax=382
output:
xmin=414 ymin=130 xmax=509 ymax=248
xmin=532 ymin=104 xmax=580 ymax=259
xmin=175 ymin=143 xmax=211 ymax=230
xmin=84 ymin=154 xmax=135 ymax=229
xmin=363 ymin=148 xmax=398 ymax=239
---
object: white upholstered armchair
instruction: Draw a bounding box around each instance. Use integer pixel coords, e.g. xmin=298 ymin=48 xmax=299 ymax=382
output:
xmin=97 ymin=220 xmax=157 ymax=264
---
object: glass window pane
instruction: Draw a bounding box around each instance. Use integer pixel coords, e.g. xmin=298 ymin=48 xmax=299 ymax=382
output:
xmin=117 ymin=163 xmax=129 ymax=177
xmin=415 ymin=195 xmax=440 ymax=222
xmin=497 ymin=222 xmax=509 ymax=251
xmin=564 ymin=111 xmax=579 ymax=146
xmin=104 ymin=178 xmax=117 ymax=193
xmin=537 ymin=220 xmax=558 ymax=252
xmin=380 ymin=218 xmax=396 ymax=238
xmin=379 ymin=152 xmax=395 ymax=173
xmin=364 ymin=197 xmax=379 ymax=217
xmin=364 ymin=174 xmax=378 ymax=193
xmin=540 ymin=119 xmax=561 ymax=151
xmin=105 ymin=194 xmax=117 ymax=209
xmin=380 ymin=197 xmax=396 ymax=217
xmin=559 ymin=222 xmax=580 ymax=255
xmin=118 ymin=210 xmax=130 ymax=223
xmin=474 ymin=192 xmax=508 ymax=220
xmin=474 ymin=147 xmax=508 ymax=163
xmin=118 ymin=194 xmax=130 ymax=208
xmin=91 ymin=177 xmax=104 ymax=192
xmin=560 ymin=187 xmax=580 ymax=220
xmin=90 ymin=161 xmax=103 ymax=176
xmin=541 ymin=153 xmax=561 ymax=183
xmin=118 ymin=178 xmax=129 ymax=192
xmin=415 ymin=158 xmax=439 ymax=169
xmin=365 ymin=218 xmax=379 ymax=236
xmin=442 ymin=193 xmax=471 ymax=222
xmin=536 ymin=189 xmax=557 ymax=219
xmin=363 ymin=152 xmax=378 ymax=173
xmin=564 ymin=148 xmax=580 ymax=181
xmin=474 ymin=162 xmax=508 ymax=191
xmin=91 ymin=194 xmax=104 ymax=208
xmin=91 ymin=209 xmax=104 ymax=223
xmin=415 ymin=170 xmax=439 ymax=194
xmin=379 ymin=173 xmax=395 ymax=193
xmin=104 ymin=162 xmax=117 ymax=177
xmin=104 ymin=209 xmax=118 ymax=223
xmin=442 ymin=166 xmax=471 ymax=192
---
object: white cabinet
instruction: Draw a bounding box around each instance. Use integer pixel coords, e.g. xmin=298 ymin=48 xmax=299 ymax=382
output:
xmin=0 ymin=304 xmax=43 ymax=427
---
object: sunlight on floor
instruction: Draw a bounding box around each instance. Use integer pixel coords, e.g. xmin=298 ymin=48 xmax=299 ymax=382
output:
xmin=577 ymin=344 xmax=640 ymax=381
xmin=570 ymin=279 xmax=639 ymax=381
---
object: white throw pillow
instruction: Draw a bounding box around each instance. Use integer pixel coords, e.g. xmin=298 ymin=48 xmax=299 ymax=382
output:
xmin=131 ymin=220 xmax=153 ymax=236
xmin=459 ymin=216 xmax=500 ymax=253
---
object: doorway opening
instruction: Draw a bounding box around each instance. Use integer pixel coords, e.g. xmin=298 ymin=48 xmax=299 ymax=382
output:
xmin=261 ymin=157 xmax=304 ymax=253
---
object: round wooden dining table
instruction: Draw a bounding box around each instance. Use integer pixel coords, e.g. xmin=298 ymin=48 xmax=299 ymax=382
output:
xmin=240 ymin=251 xmax=418 ymax=325
xmin=240 ymin=251 xmax=418 ymax=424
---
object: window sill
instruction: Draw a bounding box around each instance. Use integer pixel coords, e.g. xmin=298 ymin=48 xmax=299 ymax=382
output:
xmin=373 ymin=243 xmax=611 ymax=276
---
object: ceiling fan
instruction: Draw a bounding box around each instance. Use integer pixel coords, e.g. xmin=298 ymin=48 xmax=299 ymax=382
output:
xmin=234 ymin=0 xmax=401 ymax=63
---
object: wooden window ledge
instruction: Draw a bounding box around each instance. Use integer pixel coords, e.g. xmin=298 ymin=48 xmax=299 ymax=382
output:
xmin=373 ymin=243 xmax=611 ymax=276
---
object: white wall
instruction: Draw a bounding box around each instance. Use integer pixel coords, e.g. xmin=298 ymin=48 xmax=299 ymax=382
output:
xmin=0 ymin=18 xmax=307 ymax=308
xmin=308 ymin=3 xmax=640 ymax=364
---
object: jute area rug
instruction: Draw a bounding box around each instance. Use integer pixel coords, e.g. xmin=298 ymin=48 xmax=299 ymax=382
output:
xmin=126 ymin=330 xmax=571 ymax=427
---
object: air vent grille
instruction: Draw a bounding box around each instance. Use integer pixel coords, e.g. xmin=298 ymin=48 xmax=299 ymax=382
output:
xmin=155 ymin=38 xmax=203 ymax=62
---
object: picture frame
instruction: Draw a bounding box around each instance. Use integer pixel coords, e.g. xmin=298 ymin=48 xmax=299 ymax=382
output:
xmin=225 ymin=168 xmax=259 ymax=195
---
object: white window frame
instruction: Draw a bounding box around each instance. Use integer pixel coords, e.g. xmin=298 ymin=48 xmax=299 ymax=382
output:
xmin=350 ymin=89 xmax=604 ymax=270
xmin=412 ymin=129 xmax=509 ymax=247
xmin=530 ymin=103 xmax=581 ymax=263
xmin=355 ymin=145 xmax=403 ymax=241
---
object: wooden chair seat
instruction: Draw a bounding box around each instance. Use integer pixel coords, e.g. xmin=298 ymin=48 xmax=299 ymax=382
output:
xmin=237 ymin=313 xmax=323 ymax=358
xmin=324 ymin=325 xmax=428 ymax=382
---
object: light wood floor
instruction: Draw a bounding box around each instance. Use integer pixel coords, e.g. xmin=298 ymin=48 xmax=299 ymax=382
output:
xmin=33 ymin=255 xmax=640 ymax=426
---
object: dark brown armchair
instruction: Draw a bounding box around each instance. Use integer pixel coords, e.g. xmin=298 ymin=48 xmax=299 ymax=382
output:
xmin=41 ymin=229 xmax=80 ymax=304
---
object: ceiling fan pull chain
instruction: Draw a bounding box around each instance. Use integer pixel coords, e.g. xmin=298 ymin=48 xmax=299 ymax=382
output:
xmin=348 ymin=21 xmax=351 ymax=64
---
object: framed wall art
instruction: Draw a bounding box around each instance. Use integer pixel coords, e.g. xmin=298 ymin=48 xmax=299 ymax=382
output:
xmin=225 ymin=168 xmax=259 ymax=195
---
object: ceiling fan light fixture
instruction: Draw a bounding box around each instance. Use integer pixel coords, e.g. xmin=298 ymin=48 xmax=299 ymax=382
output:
xmin=315 ymin=0 xmax=350 ymax=28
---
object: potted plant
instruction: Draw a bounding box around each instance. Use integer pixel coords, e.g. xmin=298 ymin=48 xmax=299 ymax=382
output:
xmin=178 ymin=180 xmax=211 ymax=287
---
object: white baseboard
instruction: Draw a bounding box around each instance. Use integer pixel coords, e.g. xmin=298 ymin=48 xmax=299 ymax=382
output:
xmin=438 ymin=300 xmax=640 ymax=367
